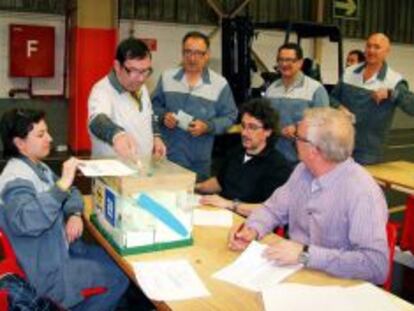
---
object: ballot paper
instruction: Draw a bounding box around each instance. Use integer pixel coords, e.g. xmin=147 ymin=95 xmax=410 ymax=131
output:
xmin=78 ymin=159 xmax=137 ymax=176
xmin=188 ymin=193 xmax=202 ymax=207
xmin=133 ymin=259 xmax=210 ymax=301
xmin=263 ymin=283 xmax=346 ymax=311
xmin=175 ymin=110 xmax=194 ymax=130
xmin=344 ymin=283 xmax=401 ymax=311
xmin=193 ymin=209 xmax=233 ymax=227
xmin=262 ymin=283 xmax=399 ymax=311
xmin=212 ymin=241 xmax=301 ymax=291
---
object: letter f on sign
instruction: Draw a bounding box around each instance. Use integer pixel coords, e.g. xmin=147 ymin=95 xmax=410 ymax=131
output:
xmin=27 ymin=40 xmax=39 ymax=58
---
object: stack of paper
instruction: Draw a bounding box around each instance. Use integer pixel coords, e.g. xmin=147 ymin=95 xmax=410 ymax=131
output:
xmin=262 ymin=283 xmax=399 ymax=311
xmin=193 ymin=209 xmax=233 ymax=227
xmin=133 ymin=259 xmax=210 ymax=301
xmin=212 ymin=241 xmax=301 ymax=291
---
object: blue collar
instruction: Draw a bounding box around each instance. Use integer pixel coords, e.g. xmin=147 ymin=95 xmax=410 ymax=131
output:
xmin=274 ymin=71 xmax=305 ymax=88
xmin=108 ymin=70 xmax=127 ymax=94
xmin=17 ymin=156 xmax=54 ymax=184
xmin=353 ymin=62 xmax=388 ymax=81
xmin=173 ymin=67 xmax=211 ymax=84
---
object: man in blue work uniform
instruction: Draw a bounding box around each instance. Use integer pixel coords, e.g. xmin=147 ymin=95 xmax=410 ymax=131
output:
xmin=152 ymin=31 xmax=238 ymax=181
xmin=265 ymin=43 xmax=329 ymax=168
xmin=331 ymin=33 xmax=414 ymax=164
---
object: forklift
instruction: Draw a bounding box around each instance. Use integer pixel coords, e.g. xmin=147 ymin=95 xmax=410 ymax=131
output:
xmin=222 ymin=17 xmax=344 ymax=105
xmin=214 ymin=18 xmax=344 ymax=168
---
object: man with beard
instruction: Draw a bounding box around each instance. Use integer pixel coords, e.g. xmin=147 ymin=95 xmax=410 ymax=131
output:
xmin=265 ymin=43 xmax=329 ymax=168
xmin=196 ymin=98 xmax=291 ymax=216
xmin=88 ymin=37 xmax=166 ymax=160
xmin=152 ymin=31 xmax=238 ymax=181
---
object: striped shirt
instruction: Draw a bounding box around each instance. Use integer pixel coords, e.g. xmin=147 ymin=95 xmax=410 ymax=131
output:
xmin=246 ymin=158 xmax=389 ymax=284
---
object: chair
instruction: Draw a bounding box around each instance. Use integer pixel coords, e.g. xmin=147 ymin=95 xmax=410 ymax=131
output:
xmin=383 ymin=222 xmax=398 ymax=292
xmin=0 ymin=229 xmax=28 ymax=310
xmin=0 ymin=229 xmax=107 ymax=309
xmin=274 ymin=227 xmax=285 ymax=237
xmin=0 ymin=291 xmax=7 ymax=310
xmin=0 ymin=228 xmax=26 ymax=308
xmin=400 ymin=195 xmax=414 ymax=254
xmin=0 ymin=229 xmax=25 ymax=278
xmin=301 ymin=57 xmax=322 ymax=82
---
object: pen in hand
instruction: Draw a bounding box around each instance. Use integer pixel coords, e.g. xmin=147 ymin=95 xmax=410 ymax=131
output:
xmin=229 ymin=223 xmax=256 ymax=251
xmin=235 ymin=223 xmax=257 ymax=243
xmin=235 ymin=223 xmax=246 ymax=240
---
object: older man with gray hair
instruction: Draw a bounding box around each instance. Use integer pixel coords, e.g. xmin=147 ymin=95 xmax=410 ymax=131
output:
xmin=331 ymin=33 xmax=414 ymax=165
xmin=228 ymin=107 xmax=389 ymax=285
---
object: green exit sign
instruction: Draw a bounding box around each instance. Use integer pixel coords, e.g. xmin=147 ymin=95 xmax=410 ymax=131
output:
xmin=333 ymin=0 xmax=359 ymax=20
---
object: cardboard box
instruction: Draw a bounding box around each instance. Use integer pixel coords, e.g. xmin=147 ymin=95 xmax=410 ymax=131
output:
xmin=91 ymin=159 xmax=196 ymax=255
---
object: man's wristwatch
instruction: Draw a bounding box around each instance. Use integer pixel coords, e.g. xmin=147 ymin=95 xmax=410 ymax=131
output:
xmin=298 ymin=244 xmax=310 ymax=266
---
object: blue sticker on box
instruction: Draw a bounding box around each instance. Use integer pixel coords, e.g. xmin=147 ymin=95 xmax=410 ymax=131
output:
xmin=104 ymin=188 xmax=116 ymax=227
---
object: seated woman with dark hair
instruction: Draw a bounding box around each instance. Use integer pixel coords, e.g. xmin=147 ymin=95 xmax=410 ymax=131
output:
xmin=0 ymin=108 xmax=129 ymax=310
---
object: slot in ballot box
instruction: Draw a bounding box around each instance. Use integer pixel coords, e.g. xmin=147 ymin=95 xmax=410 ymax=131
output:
xmin=90 ymin=158 xmax=196 ymax=255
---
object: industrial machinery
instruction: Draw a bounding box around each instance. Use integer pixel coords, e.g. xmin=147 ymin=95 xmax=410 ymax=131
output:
xmin=221 ymin=18 xmax=344 ymax=105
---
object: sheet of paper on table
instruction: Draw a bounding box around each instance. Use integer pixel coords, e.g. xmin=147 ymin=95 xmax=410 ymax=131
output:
xmin=212 ymin=241 xmax=302 ymax=291
xmin=78 ymin=159 xmax=137 ymax=177
xmin=193 ymin=209 xmax=233 ymax=227
xmin=262 ymin=283 xmax=399 ymax=311
xmin=133 ymin=259 xmax=210 ymax=301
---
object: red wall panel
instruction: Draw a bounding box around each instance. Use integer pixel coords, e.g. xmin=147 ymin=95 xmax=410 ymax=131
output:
xmin=69 ymin=27 xmax=117 ymax=152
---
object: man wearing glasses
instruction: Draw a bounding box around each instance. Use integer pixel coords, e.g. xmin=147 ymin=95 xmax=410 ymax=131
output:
xmin=265 ymin=42 xmax=329 ymax=168
xmin=229 ymin=107 xmax=388 ymax=285
xmin=196 ymin=99 xmax=291 ymax=216
xmin=152 ymin=31 xmax=237 ymax=181
xmin=88 ymin=38 xmax=166 ymax=160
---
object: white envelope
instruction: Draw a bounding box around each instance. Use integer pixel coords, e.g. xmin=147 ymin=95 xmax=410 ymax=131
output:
xmin=175 ymin=110 xmax=194 ymax=130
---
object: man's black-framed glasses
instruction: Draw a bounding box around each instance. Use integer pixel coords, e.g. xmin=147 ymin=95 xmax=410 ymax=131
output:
xmin=292 ymin=133 xmax=312 ymax=144
xmin=276 ymin=57 xmax=299 ymax=65
xmin=183 ymin=49 xmax=207 ymax=58
xmin=241 ymin=122 xmax=264 ymax=132
xmin=123 ymin=65 xmax=153 ymax=78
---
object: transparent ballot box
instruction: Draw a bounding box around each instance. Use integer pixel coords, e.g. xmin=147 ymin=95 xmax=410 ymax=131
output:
xmin=90 ymin=158 xmax=196 ymax=255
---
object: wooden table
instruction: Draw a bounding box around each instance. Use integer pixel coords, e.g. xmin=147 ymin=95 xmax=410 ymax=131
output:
xmin=83 ymin=196 xmax=414 ymax=311
xmin=365 ymin=161 xmax=414 ymax=195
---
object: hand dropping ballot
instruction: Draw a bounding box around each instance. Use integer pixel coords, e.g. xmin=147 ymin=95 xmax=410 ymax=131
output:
xmin=78 ymin=159 xmax=137 ymax=176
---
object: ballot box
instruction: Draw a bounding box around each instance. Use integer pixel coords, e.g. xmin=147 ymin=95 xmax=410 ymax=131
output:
xmin=90 ymin=158 xmax=196 ymax=255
